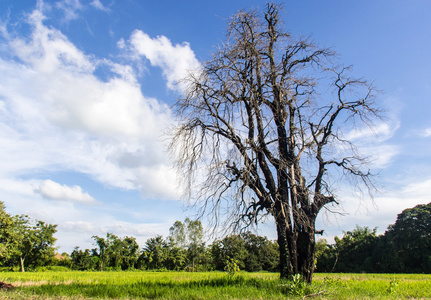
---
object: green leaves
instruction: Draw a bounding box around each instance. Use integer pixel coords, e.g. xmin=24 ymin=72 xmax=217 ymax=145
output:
xmin=0 ymin=201 xmax=57 ymax=271
xmin=89 ymin=233 xmax=140 ymax=271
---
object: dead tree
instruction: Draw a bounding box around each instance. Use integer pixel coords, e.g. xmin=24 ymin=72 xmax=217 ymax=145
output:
xmin=170 ymin=3 xmax=380 ymax=282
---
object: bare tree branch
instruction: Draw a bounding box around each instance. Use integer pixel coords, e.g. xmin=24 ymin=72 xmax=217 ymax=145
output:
xmin=169 ymin=2 xmax=381 ymax=283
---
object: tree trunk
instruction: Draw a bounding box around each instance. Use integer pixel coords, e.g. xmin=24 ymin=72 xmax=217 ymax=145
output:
xmin=297 ymin=230 xmax=315 ymax=283
xmin=276 ymin=221 xmax=290 ymax=279
xmin=276 ymin=216 xmax=316 ymax=283
xmin=20 ymin=256 xmax=25 ymax=272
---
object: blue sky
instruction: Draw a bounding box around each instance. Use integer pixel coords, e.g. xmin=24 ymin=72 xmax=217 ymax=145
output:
xmin=0 ymin=0 xmax=430 ymax=253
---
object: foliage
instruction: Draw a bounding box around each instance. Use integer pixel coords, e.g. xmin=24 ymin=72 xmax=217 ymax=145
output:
xmin=383 ymin=202 xmax=431 ymax=273
xmin=316 ymin=226 xmax=380 ymax=273
xmin=242 ymin=232 xmax=279 ymax=272
xmin=140 ymin=235 xmax=169 ymax=270
xmin=224 ymin=258 xmax=240 ymax=276
xmin=0 ymin=201 xmax=18 ymax=266
xmin=70 ymin=247 xmax=96 ymax=271
xmin=167 ymin=218 xmax=207 ymax=270
xmin=91 ymin=233 xmax=139 ymax=271
xmin=0 ymin=201 xmax=57 ymax=272
xmin=210 ymin=232 xmax=279 ymax=272
xmin=316 ymin=202 xmax=431 ymax=274
xmin=211 ymin=235 xmax=248 ymax=271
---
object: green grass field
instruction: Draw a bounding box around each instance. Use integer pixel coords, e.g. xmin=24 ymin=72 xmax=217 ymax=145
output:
xmin=1 ymin=271 xmax=430 ymax=299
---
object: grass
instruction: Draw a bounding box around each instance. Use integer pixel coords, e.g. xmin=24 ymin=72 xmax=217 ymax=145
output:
xmin=1 ymin=271 xmax=430 ymax=299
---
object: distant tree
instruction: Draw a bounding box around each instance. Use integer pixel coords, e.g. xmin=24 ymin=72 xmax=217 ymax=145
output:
xmin=0 ymin=207 xmax=57 ymax=272
xmin=92 ymin=235 xmax=108 ymax=270
xmin=169 ymin=220 xmax=186 ymax=248
xmin=383 ymin=202 xmax=431 ymax=273
xmin=210 ymin=233 xmax=278 ymax=272
xmin=121 ymin=236 xmax=140 ymax=270
xmin=22 ymin=220 xmax=57 ymax=271
xmin=141 ymin=235 xmax=168 ymax=270
xmin=92 ymin=233 xmax=140 ymax=270
xmin=211 ymin=235 xmax=248 ymax=271
xmin=315 ymin=226 xmax=378 ymax=273
xmin=242 ymin=232 xmax=279 ymax=272
xmin=170 ymin=3 xmax=380 ymax=282
xmin=165 ymin=236 xmax=187 ymax=270
xmin=168 ymin=218 xmax=206 ymax=270
xmin=71 ymin=247 xmax=95 ymax=270
xmin=184 ymin=218 xmax=205 ymax=270
xmin=0 ymin=202 xmax=19 ymax=267
xmin=332 ymin=226 xmax=378 ymax=273
xmin=314 ymin=239 xmax=335 ymax=272
xmin=105 ymin=233 xmax=124 ymax=270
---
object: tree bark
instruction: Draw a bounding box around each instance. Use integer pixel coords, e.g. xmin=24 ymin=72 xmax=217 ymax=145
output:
xmin=276 ymin=219 xmax=290 ymax=279
xmin=276 ymin=210 xmax=317 ymax=283
xmin=297 ymin=228 xmax=315 ymax=283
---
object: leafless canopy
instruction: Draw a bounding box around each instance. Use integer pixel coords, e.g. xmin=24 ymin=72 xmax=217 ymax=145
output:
xmin=169 ymin=3 xmax=381 ymax=281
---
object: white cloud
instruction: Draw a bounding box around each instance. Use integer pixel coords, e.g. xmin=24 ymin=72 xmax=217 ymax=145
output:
xmin=345 ymin=120 xmax=399 ymax=143
xmin=0 ymin=3 xmax=200 ymax=253
xmin=128 ymin=30 xmax=201 ymax=92
xmin=60 ymin=221 xmax=101 ymax=233
xmin=418 ymin=127 xmax=431 ymax=137
xmin=35 ymin=180 xmax=97 ymax=204
xmin=365 ymin=144 xmax=399 ymax=168
xmin=340 ymin=120 xmax=400 ymax=169
xmin=0 ymin=5 xmax=180 ymax=199
xmin=90 ymin=0 xmax=110 ymax=12
xmin=55 ymin=0 xmax=84 ymax=22
xmin=315 ymin=174 xmax=431 ymax=243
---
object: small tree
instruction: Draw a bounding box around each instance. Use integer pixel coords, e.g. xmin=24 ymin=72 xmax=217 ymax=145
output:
xmin=168 ymin=218 xmax=205 ymax=270
xmin=141 ymin=235 xmax=168 ymax=269
xmin=92 ymin=233 xmax=140 ymax=270
xmin=15 ymin=217 xmax=57 ymax=272
xmin=0 ymin=204 xmax=57 ymax=272
xmin=170 ymin=3 xmax=380 ymax=282
xmin=71 ymin=247 xmax=94 ymax=270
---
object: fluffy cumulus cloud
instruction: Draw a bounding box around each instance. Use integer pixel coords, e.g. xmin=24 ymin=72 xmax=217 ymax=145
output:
xmin=35 ymin=180 xmax=97 ymax=204
xmin=127 ymin=30 xmax=201 ymax=92
xmin=0 ymin=6 xmax=183 ymax=198
xmin=0 ymin=3 xmax=201 ymax=251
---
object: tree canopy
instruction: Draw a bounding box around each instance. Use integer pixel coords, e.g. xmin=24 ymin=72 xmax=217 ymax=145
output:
xmin=384 ymin=202 xmax=431 ymax=273
xmin=0 ymin=201 xmax=57 ymax=271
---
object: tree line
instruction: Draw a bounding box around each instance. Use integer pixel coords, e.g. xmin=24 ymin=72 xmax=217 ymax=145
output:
xmin=66 ymin=218 xmax=280 ymax=272
xmin=316 ymin=202 xmax=431 ymax=274
xmin=1 ymin=200 xmax=430 ymax=273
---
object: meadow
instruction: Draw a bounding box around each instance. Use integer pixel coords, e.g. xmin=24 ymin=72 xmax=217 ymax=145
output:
xmin=1 ymin=271 xmax=431 ymax=299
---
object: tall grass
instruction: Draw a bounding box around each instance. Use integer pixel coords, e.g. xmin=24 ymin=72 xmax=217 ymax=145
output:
xmin=1 ymin=271 xmax=430 ymax=299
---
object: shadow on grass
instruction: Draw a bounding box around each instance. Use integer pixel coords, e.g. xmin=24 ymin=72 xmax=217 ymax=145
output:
xmin=16 ymin=276 xmax=313 ymax=299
